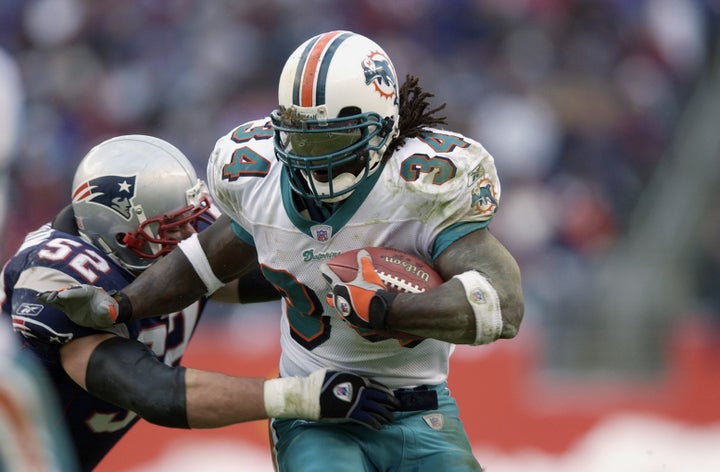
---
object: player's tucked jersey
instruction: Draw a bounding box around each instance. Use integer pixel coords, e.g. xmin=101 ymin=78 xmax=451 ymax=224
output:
xmin=0 ymin=223 xmax=205 ymax=470
xmin=208 ymin=117 xmax=500 ymax=389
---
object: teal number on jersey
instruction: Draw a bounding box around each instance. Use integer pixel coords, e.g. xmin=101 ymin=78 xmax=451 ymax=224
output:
xmin=399 ymin=131 xmax=470 ymax=184
xmin=222 ymin=148 xmax=271 ymax=179
xmin=231 ymin=121 xmax=274 ymax=142
xmin=222 ymin=122 xmax=274 ymax=179
xmin=400 ymin=155 xmax=457 ymax=184
xmin=260 ymin=265 xmax=423 ymax=350
xmin=419 ymin=131 xmax=469 ymax=153
xmin=260 ymin=266 xmax=331 ymax=350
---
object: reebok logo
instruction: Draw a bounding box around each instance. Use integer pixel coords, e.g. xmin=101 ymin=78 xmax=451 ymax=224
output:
xmin=16 ymin=303 xmax=44 ymax=316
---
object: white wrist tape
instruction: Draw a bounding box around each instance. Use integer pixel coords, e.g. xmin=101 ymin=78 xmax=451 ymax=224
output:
xmin=453 ymin=270 xmax=503 ymax=345
xmin=263 ymin=369 xmax=326 ymax=420
xmin=177 ymin=233 xmax=224 ymax=296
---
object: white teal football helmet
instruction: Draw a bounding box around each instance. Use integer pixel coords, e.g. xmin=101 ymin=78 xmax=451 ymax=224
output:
xmin=271 ymin=31 xmax=400 ymax=203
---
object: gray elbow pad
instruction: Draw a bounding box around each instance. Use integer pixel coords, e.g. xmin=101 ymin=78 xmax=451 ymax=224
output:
xmin=86 ymin=337 xmax=189 ymax=428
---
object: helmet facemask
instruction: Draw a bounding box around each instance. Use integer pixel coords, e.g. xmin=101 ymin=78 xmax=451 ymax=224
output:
xmin=272 ymin=105 xmax=395 ymax=203
xmin=121 ymin=183 xmax=214 ymax=263
xmin=273 ymin=31 xmax=400 ymax=204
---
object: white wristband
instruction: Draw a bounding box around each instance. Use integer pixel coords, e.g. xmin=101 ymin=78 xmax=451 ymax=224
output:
xmin=177 ymin=233 xmax=224 ymax=296
xmin=453 ymin=270 xmax=503 ymax=345
xmin=263 ymin=369 xmax=326 ymax=420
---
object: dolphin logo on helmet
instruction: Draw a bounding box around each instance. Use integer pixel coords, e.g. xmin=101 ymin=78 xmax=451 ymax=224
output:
xmin=362 ymin=53 xmax=396 ymax=99
xmin=272 ymin=31 xmax=401 ymax=203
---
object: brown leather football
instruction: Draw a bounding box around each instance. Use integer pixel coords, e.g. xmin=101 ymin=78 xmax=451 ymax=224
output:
xmin=325 ymin=247 xmax=443 ymax=293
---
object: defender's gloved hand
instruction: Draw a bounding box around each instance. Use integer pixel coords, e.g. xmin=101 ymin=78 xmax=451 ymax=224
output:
xmin=36 ymin=285 xmax=131 ymax=329
xmin=320 ymin=370 xmax=400 ymax=429
xmin=264 ymin=369 xmax=400 ymax=430
xmin=320 ymin=249 xmax=397 ymax=330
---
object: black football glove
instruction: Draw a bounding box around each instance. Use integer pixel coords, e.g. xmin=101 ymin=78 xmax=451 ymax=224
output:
xmin=319 ymin=370 xmax=400 ymax=430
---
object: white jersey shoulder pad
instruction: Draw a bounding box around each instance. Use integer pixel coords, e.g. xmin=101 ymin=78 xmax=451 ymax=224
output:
xmin=207 ymin=118 xmax=277 ymax=223
xmin=383 ymin=128 xmax=501 ymax=223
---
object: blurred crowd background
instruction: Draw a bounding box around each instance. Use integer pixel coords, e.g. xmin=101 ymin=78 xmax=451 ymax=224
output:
xmin=1 ymin=0 xmax=719 ymax=375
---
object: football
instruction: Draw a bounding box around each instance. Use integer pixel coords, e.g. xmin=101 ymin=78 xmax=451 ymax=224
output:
xmin=325 ymin=247 xmax=443 ymax=293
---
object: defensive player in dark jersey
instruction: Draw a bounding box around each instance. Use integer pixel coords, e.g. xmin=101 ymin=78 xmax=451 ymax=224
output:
xmin=0 ymin=135 xmax=398 ymax=470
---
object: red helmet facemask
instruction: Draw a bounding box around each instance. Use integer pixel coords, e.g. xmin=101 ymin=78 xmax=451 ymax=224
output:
xmin=121 ymin=194 xmax=214 ymax=260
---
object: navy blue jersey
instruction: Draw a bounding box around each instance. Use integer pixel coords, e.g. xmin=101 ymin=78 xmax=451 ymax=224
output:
xmin=0 ymin=222 xmax=206 ymax=470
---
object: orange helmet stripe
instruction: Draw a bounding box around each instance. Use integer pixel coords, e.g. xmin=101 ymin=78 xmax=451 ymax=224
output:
xmin=296 ymin=31 xmax=350 ymax=107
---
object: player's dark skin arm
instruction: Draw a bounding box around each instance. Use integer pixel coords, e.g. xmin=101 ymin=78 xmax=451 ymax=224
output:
xmin=385 ymin=228 xmax=524 ymax=345
xmin=120 ymin=214 xmax=265 ymax=318
xmin=119 ymin=218 xmax=523 ymax=347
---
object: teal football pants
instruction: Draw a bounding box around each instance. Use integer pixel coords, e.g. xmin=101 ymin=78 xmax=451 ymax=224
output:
xmin=270 ymin=383 xmax=483 ymax=471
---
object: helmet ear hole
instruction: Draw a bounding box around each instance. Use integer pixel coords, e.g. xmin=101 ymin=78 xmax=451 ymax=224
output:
xmin=121 ymin=232 xmax=143 ymax=250
xmin=339 ymin=106 xmax=361 ymax=117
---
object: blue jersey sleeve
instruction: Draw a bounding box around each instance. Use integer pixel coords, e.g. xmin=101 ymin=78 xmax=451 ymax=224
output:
xmin=2 ymin=225 xmax=132 ymax=350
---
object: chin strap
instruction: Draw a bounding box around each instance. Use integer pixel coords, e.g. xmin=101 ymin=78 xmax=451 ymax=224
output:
xmin=379 ymin=116 xmax=395 ymax=138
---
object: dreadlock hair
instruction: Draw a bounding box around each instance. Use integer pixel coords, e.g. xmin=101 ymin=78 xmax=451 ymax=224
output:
xmin=385 ymin=74 xmax=448 ymax=158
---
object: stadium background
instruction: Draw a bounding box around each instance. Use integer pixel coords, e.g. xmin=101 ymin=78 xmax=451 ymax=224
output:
xmin=1 ymin=1 xmax=719 ymax=470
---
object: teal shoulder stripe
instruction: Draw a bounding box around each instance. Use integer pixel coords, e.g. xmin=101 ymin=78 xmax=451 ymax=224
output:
xmin=230 ymin=220 xmax=255 ymax=246
xmin=432 ymin=221 xmax=489 ymax=259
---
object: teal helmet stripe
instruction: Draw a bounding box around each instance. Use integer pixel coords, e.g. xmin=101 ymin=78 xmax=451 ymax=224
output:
xmin=292 ymin=36 xmax=320 ymax=105
xmin=314 ymin=32 xmax=352 ymax=105
xmin=292 ymin=31 xmax=353 ymax=107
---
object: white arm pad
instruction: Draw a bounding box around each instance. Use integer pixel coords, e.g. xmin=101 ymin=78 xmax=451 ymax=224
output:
xmin=453 ymin=270 xmax=503 ymax=345
xmin=177 ymin=233 xmax=224 ymax=296
xmin=263 ymin=369 xmax=326 ymax=419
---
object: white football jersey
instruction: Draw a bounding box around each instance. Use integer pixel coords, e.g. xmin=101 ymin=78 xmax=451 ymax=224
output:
xmin=208 ymin=118 xmax=501 ymax=388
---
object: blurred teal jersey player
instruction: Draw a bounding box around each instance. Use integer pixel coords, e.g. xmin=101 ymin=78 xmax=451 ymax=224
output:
xmin=39 ymin=31 xmax=524 ymax=471
xmin=0 ymin=328 xmax=79 ymax=471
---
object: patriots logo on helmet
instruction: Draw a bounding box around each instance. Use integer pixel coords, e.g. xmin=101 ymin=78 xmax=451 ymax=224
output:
xmin=72 ymin=175 xmax=137 ymax=220
xmin=362 ymin=51 xmax=396 ymax=99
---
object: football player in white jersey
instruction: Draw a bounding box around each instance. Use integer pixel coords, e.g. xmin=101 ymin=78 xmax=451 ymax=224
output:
xmin=39 ymin=31 xmax=524 ymax=471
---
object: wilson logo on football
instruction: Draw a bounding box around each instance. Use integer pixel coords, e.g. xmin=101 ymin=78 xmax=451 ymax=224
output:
xmin=378 ymin=256 xmax=434 ymax=288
